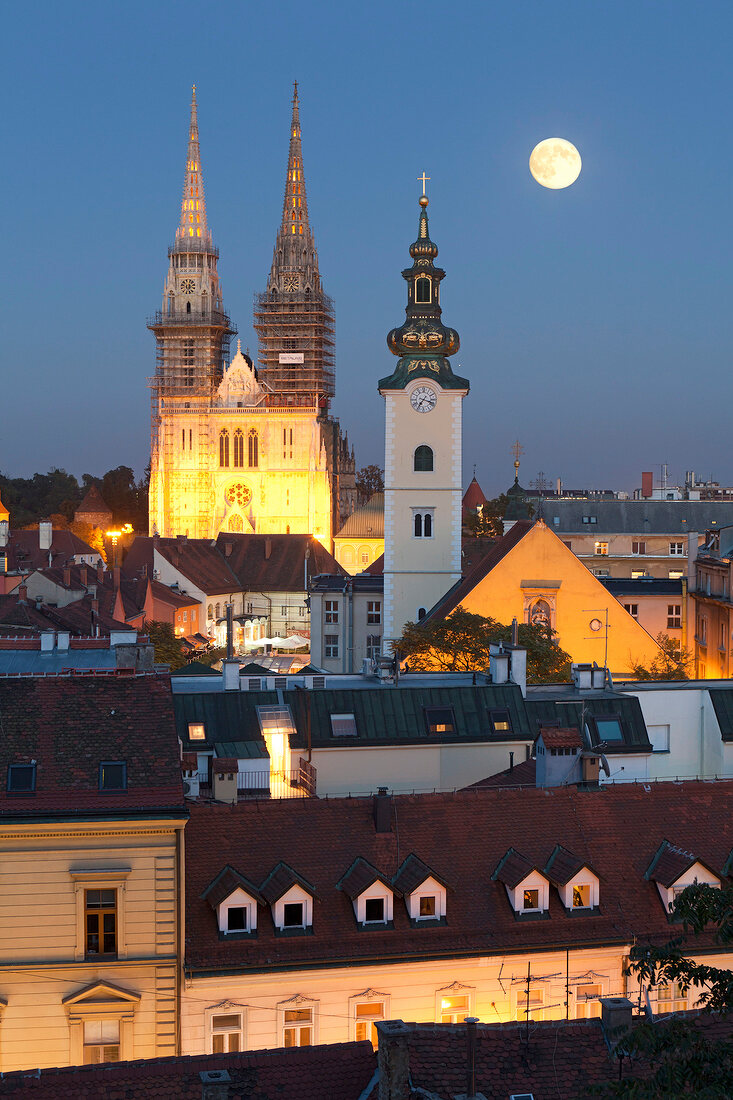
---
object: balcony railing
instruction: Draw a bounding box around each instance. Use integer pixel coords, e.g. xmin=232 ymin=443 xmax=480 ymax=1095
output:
xmin=196 ymin=756 xmax=316 ymax=801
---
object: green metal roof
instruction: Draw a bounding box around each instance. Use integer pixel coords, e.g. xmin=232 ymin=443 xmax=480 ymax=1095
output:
xmin=173 ymin=690 xmax=278 ymax=750
xmin=709 ymin=688 xmax=733 ymax=742
xmin=524 ymin=694 xmax=650 ymax=752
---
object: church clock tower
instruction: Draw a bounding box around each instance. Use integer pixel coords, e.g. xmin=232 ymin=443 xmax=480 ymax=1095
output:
xmin=379 ymin=185 xmax=469 ymax=647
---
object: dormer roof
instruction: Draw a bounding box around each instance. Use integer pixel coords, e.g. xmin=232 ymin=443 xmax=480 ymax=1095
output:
xmin=337 ymin=858 xmax=396 ymax=900
xmin=491 ymin=848 xmax=543 ymax=890
xmin=392 ymin=853 xmax=449 ymax=896
xmin=202 ymin=865 xmax=264 ymax=910
xmin=544 ymin=845 xmax=596 ymax=886
xmin=260 ymin=862 xmax=316 ymax=905
xmin=645 ymin=840 xmax=718 ymax=888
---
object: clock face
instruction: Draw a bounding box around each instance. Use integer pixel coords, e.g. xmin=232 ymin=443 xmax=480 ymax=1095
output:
xmin=180 ymin=278 xmax=196 ymax=293
xmin=410 ymin=385 xmax=437 ymax=413
xmin=283 ymin=275 xmax=300 ymax=291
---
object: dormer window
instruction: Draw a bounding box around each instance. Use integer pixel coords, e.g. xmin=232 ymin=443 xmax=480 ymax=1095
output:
xmin=338 ymin=858 xmax=396 ymax=928
xmin=393 ymin=854 xmax=448 ymax=925
xmin=645 ymin=841 xmax=720 ymax=916
xmin=544 ymin=846 xmax=600 ymax=912
xmin=188 ymin=723 xmax=206 ymax=741
xmin=424 ymin=707 xmax=455 ymax=735
xmin=492 ymin=849 xmax=550 ymax=916
xmin=260 ymin=863 xmax=315 ymax=934
xmin=202 ymin=866 xmax=263 ymax=937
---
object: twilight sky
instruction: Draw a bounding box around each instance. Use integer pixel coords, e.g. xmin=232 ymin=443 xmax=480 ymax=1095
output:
xmin=3 ymin=0 xmax=732 ymax=498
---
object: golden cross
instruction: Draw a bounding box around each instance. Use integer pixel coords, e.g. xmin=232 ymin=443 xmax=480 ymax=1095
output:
xmin=418 ymin=172 xmax=430 ymax=195
xmin=511 ymin=440 xmax=524 ymax=462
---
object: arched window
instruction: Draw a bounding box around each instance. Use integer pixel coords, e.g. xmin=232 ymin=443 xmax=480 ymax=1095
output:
xmin=215 ymin=603 xmax=220 ymax=619
xmin=417 ymin=607 xmax=427 ymax=621
xmin=233 ymin=429 xmax=244 ymax=468
xmin=186 ymin=301 xmax=191 ymax=314
xmin=424 ymin=512 xmax=433 ymax=537
xmin=207 ymin=604 xmax=213 ymax=620
xmin=414 ymin=445 xmax=434 ymax=472
xmin=219 ymin=429 xmax=230 ymax=467
xmin=413 ymin=510 xmax=434 ymax=539
xmin=248 ymin=429 xmax=259 ymax=468
xmin=228 ymin=513 xmax=244 ymax=532
xmin=414 ymin=513 xmax=423 ymax=538
xmin=415 ymin=277 xmax=431 ymax=304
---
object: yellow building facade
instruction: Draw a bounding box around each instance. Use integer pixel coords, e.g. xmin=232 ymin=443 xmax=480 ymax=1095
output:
xmin=434 ymin=520 xmax=663 ymax=678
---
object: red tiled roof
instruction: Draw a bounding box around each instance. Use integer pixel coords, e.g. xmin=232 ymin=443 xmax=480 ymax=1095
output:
xmin=491 ymin=847 xmax=539 ymax=889
xmin=260 ymin=861 xmax=316 ymax=904
xmin=2 ymin=528 xmax=101 ymax=572
xmin=424 ymin=521 xmax=535 ymax=621
xmin=337 ymin=857 xmax=394 ymax=900
xmin=644 ymin=840 xmax=714 ymax=888
xmin=392 ymin=853 xmax=448 ymax=896
xmin=0 ymin=676 xmax=185 ymax=816
xmin=539 ymin=726 xmax=583 ymax=750
xmin=75 ymin=484 xmax=112 ymax=519
xmin=123 ymin=536 xmax=240 ymax=596
xmin=217 ymin=532 xmax=345 ymax=590
xmin=364 ymin=553 xmax=384 ymax=575
xmin=544 ymin=844 xmax=592 ymax=885
xmin=468 ymin=757 xmax=537 ymax=788
xmin=202 ymin=865 xmax=264 ymax=909
xmin=184 ymin=781 xmax=733 ymax=974
xmin=0 ymin=1042 xmax=377 ymax=1098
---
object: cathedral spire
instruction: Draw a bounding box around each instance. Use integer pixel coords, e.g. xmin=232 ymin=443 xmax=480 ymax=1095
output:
xmin=176 ymin=84 xmax=210 ymax=244
xmin=280 ymin=81 xmax=310 ymax=236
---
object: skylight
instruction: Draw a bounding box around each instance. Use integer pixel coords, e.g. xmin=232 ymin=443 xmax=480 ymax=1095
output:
xmin=330 ymin=713 xmax=357 ymax=738
xmin=256 ymin=705 xmax=296 ymax=738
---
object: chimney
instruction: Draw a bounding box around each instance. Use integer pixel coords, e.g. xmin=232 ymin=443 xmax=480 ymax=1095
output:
xmin=465 ymin=1017 xmax=479 ymax=1099
xmin=113 ymin=565 xmax=121 ymax=590
xmin=0 ymin=520 xmax=8 ymax=549
xmin=56 ymin=631 xmax=70 ymax=652
xmin=226 ymin=603 xmax=234 ymax=660
xmin=79 ymin=565 xmax=88 ymax=586
xmin=374 ymin=787 xmax=392 ymax=833
xmin=265 ymin=537 xmax=272 ymax=560
xmin=18 ymin=583 xmax=27 ymax=603
xmin=39 ymin=521 xmax=52 ymax=552
xmin=63 ymin=566 xmax=71 ymax=586
xmin=224 ymin=540 xmax=233 ymax=558
xmin=41 ymin=630 xmax=55 ymax=652
xmin=222 ymin=658 xmax=240 ymax=691
xmin=199 ymin=1069 xmax=231 ymax=1100
xmin=211 ymin=760 xmax=238 ymax=805
xmin=641 ymin=471 xmax=653 ymax=498
xmin=601 ymin=997 xmax=633 ymax=1049
xmin=97 ymin=560 xmax=104 ymax=581
xmin=376 ymin=1020 xmax=411 ymax=1100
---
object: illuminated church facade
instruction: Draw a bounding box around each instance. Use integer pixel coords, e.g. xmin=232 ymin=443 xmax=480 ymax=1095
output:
xmin=148 ymin=87 xmax=354 ymax=547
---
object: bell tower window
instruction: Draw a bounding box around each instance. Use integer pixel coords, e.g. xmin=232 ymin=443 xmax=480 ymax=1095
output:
xmin=414 ymin=445 xmax=433 ymax=472
xmin=415 ymin=278 xmax=431 ymax=304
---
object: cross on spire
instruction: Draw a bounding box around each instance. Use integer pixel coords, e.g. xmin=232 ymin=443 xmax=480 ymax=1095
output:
xmin=418 ymin=171 xmax=430 ymax=195
xmin=176 ymin=84 xmax=209 ymax=242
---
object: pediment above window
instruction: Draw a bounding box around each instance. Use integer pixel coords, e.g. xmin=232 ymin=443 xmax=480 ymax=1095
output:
xmin=62 ymin=980 xmax=140 ymax=1019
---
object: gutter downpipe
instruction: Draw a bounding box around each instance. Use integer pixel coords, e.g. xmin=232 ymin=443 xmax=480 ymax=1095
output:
xmin=348 ymin=578 xmax=354 ymax=674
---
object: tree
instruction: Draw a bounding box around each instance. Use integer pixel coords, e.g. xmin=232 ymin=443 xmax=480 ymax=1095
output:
xmin=463 ymin=494 xmax=509 ymax=539
xmin=396 ymin=606 xmax=572 ymax=684
xmin=629 ymin=633 xmax=694 ymax=681
xmin=596 ymin=883 xmax=733 ymax=1098
xmin=143 ymin=620 xmax=186 ymax=671
xmin=355 ymin=465 xmax=384 ymax=506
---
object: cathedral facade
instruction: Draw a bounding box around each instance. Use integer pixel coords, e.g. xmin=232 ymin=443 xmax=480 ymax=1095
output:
xmin=148 ymin=87 xmax=354 ymax=547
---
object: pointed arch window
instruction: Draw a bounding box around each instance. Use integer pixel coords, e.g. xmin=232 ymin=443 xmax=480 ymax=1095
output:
xmin=414 ymin=445 xmax=434 ymax=472
xmin=233 ymin=429 xmax=244 ymax=468
xmin=219 ymin=430 xmax=230 ymax=468
xmin=248 ymin=429 xmax=259 ymax=469
xmin=415 ymin=278 xmax=431 ymax=304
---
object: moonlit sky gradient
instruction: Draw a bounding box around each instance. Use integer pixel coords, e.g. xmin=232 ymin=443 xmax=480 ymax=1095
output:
xmin=3 ymin=1 xmax=733 ymax=497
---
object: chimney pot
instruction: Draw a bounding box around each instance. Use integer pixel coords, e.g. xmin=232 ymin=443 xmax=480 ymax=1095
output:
xmin=601 ymin=997 xmax=633 ymax=1048
xmin=18 ymin=583 xmax=28 ymax=602
xmin=63 ymin=567 xmax=71 ymax=586
xmin=38 ymin=520 xmax=53 ymax=552
xmin=376 ymin=1020 xmax=411 ymax=1100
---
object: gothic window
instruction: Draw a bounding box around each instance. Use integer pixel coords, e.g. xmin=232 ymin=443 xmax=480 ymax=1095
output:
xmin=248 ymin=429 xmax=259 ymax=468
xmin=414 ymin=445 xmax=434 ymax=472
xmin=186 ymin=302 xmax=191 ymax=314
xmin=415 ymin=278 xmax=431 ymax=304
xmin=219 ymin=430 xmax=230 ymax=468
xmin=228 ymin=514 xmax=244 ymax=533
xmin=233 ymin=429 xmax=244 ymax=468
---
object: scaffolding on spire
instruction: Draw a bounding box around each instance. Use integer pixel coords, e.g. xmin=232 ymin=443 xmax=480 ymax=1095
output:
xmin=253 ymin=83 xmax=335 ymax=405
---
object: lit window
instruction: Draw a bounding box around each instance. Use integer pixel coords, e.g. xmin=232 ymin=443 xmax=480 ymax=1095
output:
xmin=83 ymin=1019 xmax=120 ymax=1064
xmin=354 ymin=1000 xmax=385 ymax=1048
xmin=367 ymin=601 xmax=381 ymax=624
xmin=99 ymin=762 xmax=127 ymax=791
xmin=575 ymin=984 xmax=602 ymax=1019
xmin=85 ymin=890 xmax=117 ymax=956
xmin=219 ymin=429 xmax=230 ymax=468
xmin=283 ymin=1006 xmax=313 ymax=1047
xmin=440 ymin=994 xmax=469 ymax=1024
xmin=489 ymin=709 xmax=512 ymax=734
xmin=233 ymin=429 xmax=244 ymax=467
xmin=248 ymin=429 xmax=259 ymax=468
xmin=657 ymin=981 xmax=687 ymax=1013
xmin=424 ymin=707 xmax=455 ymax=735
xmin=523 ymin=888 xmax=539 ymax=910
xmin=188 ymin=723 xmax=206 ymax=741
xmin=631 ymin=570 xmax=649 ymax=579
xmin=330 ymin=713 xmax=357 ymax=737
xmin=7 ymin=763 xmax=36 ymax=793
xmin=595 ymin=541 xmax=608 ymax=555
xmin=516 ymin=989 xmax=544 ymax=1021
xmin=211 ymin=1012 xmax=243 ymax=1054
xmin=572 ymin=884 xmax=591 ymax=908
xmin=419 ymin=895 xmax=436 ymax=918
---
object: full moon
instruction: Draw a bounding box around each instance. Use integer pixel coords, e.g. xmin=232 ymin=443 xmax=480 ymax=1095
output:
xmin=529 ymin=138 xmax=582 ymax=189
